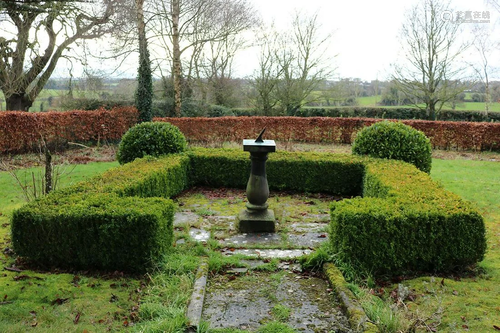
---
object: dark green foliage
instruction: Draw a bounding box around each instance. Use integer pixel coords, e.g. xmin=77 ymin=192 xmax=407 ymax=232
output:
xmin=352 ymin=121 xmax=432 ymax=173
xmin=136 ymin=48 xmax=153 ymax=123
xmin=187 ymin=148 xmax=249 ymax=188
xmin=330 ymin=160 xmax=487 ymax=276
xmin=187 ymin=148 xmax=364 ymax=195
xmin=268 ymin=151 xmax=364 ymax=195
xmin=11 ymin=154 xmax=189 ymax=273
xmin=294 ymin=107 xmax=500 ymax=122
xmin=117 ymin=122 xmax=187 ymax=164
xmin=60 ymin=98 xmax=133 ymax=111
xmin=208 ymin=105 xmax=235 ymax=117
xmin=12 ymin=192 xmax=174 ymax=272
xmin=100 ymin=155 xmax=189 ymax=198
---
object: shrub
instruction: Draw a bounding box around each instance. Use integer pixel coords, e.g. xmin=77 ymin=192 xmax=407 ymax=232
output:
xmin=11 ymin=154 xmax=189 ymax=273
xmin=117 ymin=121 xmax=187 ymax=164
xmin=12 ymin=192 xmax=174 ymax=272
xmin=295 ymin=107 xmax=500 ymax=122
xmin=352 ymin=121 xmax=432 ymax=173
xmin=208 ymin=105 xmax=234 ymax=117
xmin=330 ymin=160 xmax=486 ymax=276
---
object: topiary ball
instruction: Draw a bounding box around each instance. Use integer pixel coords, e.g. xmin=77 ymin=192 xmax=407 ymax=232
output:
xmin=352 ymin=121 xmax=432 ymax=173
xmin=117 ymin=122 xmax=187 ymax=164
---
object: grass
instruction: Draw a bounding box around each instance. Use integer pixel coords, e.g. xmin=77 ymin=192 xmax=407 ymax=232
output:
xmin=356 ymin=95 xmax=500 ymax=112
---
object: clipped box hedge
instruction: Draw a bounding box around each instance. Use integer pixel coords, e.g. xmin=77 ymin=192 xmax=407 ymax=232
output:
xmin=12 ymin=148 xmax=486 ymax=276
xmin=331 ymin=160 xmax=486 ymax=275
xmin=12 ymin=193 xmax=174 ymax=273
xmin=11 ymin=155 xmax=190 ymax=273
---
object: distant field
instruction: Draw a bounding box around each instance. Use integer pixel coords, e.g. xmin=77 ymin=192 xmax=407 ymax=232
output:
xmin=0 ymin=89 xmax=122 ymax=112
xmin=357 ymin=95 xmax=500 ymax=112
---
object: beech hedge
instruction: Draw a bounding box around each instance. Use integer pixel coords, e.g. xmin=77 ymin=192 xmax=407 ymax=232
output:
xmin=157 ymin=116 xmax=500 ymax=151
xmin=12 ymin=148 xmax=486 ymax=276
xmin=0 ymin=107 xmax=138 ymax=154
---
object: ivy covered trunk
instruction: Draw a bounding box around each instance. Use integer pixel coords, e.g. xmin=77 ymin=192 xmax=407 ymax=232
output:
xmin=135 ymin=0 xmax=153 ymax=123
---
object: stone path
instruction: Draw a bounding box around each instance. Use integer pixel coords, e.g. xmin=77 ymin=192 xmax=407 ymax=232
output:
xmin=174 ymin=211 xmax=354 ymax=332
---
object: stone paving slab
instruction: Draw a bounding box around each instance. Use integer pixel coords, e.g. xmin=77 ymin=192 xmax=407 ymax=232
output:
xmin=221 ymin=232 xmax=282 ymax=246
xmin=288 ymin=232 xmax=329 ymax=248
xmin=289 ymin=222 xmax=328 ymax=233
xmin=173 ymin=212 xmax=200 ymax=226
xmin=202 ymin=270 xmax=353 ymax=333
xmin=221 ymin=248 xmax=313 ymax=259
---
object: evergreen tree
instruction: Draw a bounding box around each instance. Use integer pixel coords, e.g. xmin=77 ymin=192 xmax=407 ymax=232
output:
xmin=135 ymin=48 xmax=153 ymax=123
xmin=135 ymin=0 xmax=153 ymax=123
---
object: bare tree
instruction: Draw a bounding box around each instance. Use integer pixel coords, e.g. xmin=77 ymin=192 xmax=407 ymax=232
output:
xmin=0 ymin=0 xmax=121 ymax=111
xmin=393 ymin=0 xmax=469 ymax=120
xmin=201 ymin=35 xmax=244 ymax=106
xmin=151 ymin=0 xmax=258 ymax=116
xmin=249 ymin=26 xmax=281 ymax=115
xmin=274 ymin=12 xmax=334 ymax=115
xmin=469 ymin=24 xmax=497 ymax=113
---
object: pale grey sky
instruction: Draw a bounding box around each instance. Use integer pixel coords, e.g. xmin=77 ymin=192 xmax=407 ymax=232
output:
xmin=49 ymin=0 xmax=500 ymax=81
xmin=231 ymin=0 xmax=500 ymax=80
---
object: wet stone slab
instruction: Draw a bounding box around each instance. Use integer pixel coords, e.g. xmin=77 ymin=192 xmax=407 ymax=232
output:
xmin=221 ymin=248 xmax=312 ymax=259
xmin=189 ymin=228 xmax=211 ymax=242
xmin=221 ymin=232 xmax=282 ymax=246
xmin=289 ymin=222 xmax=328 ymax=233
xmin=202 ymin=271 xmax=353 ymax=332
xmin=173 ymin=212 xmax=200 ymax=226
xmin=288 ymin=232 xmax=329 ymax=248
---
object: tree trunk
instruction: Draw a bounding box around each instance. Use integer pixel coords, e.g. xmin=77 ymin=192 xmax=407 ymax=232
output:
xmin=44 ymin=147 xmax=52 ymax=195
xmin=6 ymin=93 xmax=33 ymax=111
xmin=427 ymin=102 xmax=436 ymax=120
xmin=171 ymin=0 xmax=182 ymax=117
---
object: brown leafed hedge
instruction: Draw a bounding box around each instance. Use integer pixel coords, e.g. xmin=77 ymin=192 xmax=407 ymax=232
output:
xmin=0 ymin=107 xmax=138 ymax=153
xmin=155 ymin=116 xmax=500 ymax=151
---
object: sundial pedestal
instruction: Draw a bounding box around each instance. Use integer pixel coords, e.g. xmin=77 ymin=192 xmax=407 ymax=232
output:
xmin=237 ymin=139 xmax=276 ymax=233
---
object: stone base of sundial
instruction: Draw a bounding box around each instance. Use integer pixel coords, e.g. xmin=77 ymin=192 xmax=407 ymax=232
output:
xmin=237 ymin=203 xmax=275 ymax=233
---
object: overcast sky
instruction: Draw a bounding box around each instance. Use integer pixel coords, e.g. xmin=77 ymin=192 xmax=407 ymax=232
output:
xmin=51 ymin=0 xmax=500 ymax=81
xmin=230 ymin=0 xmax=500 ymax=81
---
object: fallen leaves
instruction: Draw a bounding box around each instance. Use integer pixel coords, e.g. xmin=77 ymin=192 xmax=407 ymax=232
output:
xmin=74 ymin=312 xmax=81 ymax=324
xmin=51 ymin=297 xmax=69 ymax=306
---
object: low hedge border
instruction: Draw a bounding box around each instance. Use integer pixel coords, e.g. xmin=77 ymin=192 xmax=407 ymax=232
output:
xmin=12 ymin=148 xmax=486 ymax=276
xmin=331 ymin=160 xmax=486 ymax=275
xmin=12 ymin=155 xmax=190 ymax=273
xmin=12 ymin=193 xmax=174 ymax=273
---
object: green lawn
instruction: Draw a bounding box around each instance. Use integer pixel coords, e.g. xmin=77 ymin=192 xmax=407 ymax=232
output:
xmin=357 ymin=95 xmax=500 ymax=112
